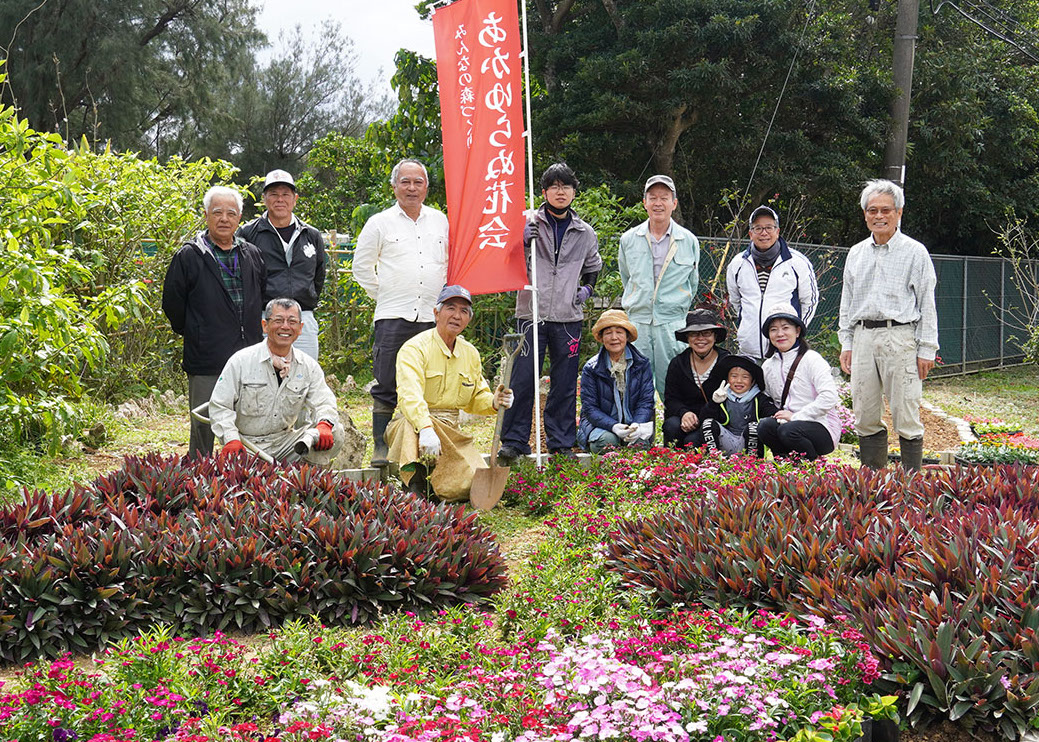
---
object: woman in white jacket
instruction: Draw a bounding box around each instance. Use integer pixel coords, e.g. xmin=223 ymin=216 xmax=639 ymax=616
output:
xmin=758 ymin=303 xmax=841 ymax=461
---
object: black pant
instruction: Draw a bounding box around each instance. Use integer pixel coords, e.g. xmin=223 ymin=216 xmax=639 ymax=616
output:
xmin=500 ymin=319 xmax=582 ymax=453
xmin=663 ymin=416 xmax=706 ymax=448
xmin=758 ymin=418 xmax=835 ymax=461
xmin=187 ymin=374 xmax=218 ymax=460
xmin=370 ymin=318 xmax=435 ymax=411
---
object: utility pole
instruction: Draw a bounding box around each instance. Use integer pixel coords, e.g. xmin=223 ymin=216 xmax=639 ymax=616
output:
xmin=883 ymin=0 xmax=921 ymax=186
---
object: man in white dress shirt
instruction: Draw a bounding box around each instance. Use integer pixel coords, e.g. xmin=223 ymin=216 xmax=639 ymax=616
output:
xmin=838 ymin=179 xmax=938 ymax=472
xmin=353 ymin=159 xmax=449 ymax=467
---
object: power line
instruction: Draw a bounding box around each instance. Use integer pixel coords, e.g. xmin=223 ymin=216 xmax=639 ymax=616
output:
xmin=931 ymin=0 xmax=1039 ymax=63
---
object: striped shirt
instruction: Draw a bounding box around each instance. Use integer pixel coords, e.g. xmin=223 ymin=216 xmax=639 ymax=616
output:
xmin=837 ymin=230 xmax=939 ymax=360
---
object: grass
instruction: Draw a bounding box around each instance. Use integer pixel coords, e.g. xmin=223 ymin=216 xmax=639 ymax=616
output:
xmin=3 ymin=364 xmax=1039 ymax=498
xmin=925 ymin=364 xmax=1039 ymax=434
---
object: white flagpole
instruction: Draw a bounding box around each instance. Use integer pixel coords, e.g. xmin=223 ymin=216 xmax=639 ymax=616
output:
xmin=519 ymin=0 xmax=544 ymax=467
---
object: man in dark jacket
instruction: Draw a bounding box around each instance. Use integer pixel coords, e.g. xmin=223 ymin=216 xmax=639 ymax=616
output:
xmin=162 ymin=186 xmax=267 ymax=459
xmin=238 ymin=169 xmax=327 ymax=359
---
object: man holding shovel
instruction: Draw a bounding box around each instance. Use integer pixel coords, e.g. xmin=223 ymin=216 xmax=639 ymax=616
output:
xmin=386 ymin=285 xmax=514 ymax=501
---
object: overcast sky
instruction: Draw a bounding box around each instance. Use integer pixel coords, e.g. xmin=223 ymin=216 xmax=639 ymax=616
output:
xmin=255 ymin=0 xmax=438 ymax=94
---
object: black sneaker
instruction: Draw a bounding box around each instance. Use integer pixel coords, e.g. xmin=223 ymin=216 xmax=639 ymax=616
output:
xmin=549 ymin=447 xmax=577 ymax=459
xmin=496 ymin=445 xmax=524 ymax=466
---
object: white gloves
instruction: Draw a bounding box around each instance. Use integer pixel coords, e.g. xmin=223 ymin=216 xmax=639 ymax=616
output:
xmin=712 ymin=381 xmax=731 ymax=404
xmin=612 ymin=423 xmax=637 ymax=440
xmin=635 ymin=421 xmax=654 ymax=441
xmin=494 ymin=384 xmax=514 ymax=410
xmin=418 ymin=426 xmax=441 ymax=457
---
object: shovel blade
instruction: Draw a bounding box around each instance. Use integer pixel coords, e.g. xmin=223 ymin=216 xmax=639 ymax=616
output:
xmin=470 ymin=465 xmax=510 ymax=511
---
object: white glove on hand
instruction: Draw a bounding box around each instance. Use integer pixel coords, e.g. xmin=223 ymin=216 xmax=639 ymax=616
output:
xmin=635 ymin=421 xmax=654 ymax=441
xmin=612 ymin=423 xmax=636 ymax=440
xmin=494 ymin=384 xmax=514 ymax=410
xmin=418 ymin=426 xmax=441 ymax=457
xmin=712 ymin=381 xmax=731 ymax=404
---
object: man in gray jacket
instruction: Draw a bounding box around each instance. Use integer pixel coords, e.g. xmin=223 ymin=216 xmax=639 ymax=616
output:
xmin=497 ymin=163 xmax=601 ymax=462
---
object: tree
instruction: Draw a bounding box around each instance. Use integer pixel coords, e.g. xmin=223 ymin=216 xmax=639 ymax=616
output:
xmin=295 ymin=133 xmax=389 ymax=234
xmin=898 ymin=5 xmax=1039 ymax=254
xmin=204 ymin=21 xmax=393 ymax=181
xmin=366 ymin=50 xmax=447 ymax=208
xmin=0 ymin=0 xmax=261 ymax=156
xmin=524 ymin=0 xmax=891 ymax=238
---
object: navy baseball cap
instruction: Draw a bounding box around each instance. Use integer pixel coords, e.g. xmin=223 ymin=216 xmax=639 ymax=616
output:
xmin=437 ymin=285 xmax=472 ymax=305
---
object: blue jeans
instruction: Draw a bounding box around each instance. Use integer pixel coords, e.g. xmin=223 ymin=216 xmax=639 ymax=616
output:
xmin=500 ymin=319 xmax=582 ymax=453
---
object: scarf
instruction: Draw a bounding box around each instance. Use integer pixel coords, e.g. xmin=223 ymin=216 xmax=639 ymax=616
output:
xmin=271 ymin=350 xmax=293 ymax=380
xmin=727 ymin=383 xmax=761 ymax=404
xmin=609 ymin=356 xmax=629 ymax=398
xmin=752 ymin=240 xmax=782 ymax=268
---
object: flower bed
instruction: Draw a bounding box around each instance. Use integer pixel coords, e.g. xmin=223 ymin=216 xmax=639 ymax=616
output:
xmin=957 ymin=415 xmax=1039 ymax=464
xmin=0 ymin=609 xmax=894 ymax=742
xmin=605 ymin=461 xmax=1039 ymax=738
xmin=0 ymin=454 xmax=507 ymax=663
xmin=0 ymin=448 xmax=906 ymax=742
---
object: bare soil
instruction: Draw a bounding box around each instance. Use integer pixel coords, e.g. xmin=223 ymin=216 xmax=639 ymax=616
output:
xmin=885 ymin=406 xmax=964 ymax=452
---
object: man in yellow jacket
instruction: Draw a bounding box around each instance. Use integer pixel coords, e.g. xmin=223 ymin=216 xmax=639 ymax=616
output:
xmin=386 ymin=285 xmax=513 ymax=501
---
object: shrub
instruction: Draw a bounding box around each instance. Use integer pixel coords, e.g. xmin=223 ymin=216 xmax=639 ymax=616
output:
xmin=605 ymin=463 xmax=1039 ymax=738
xmin=0 ymin=454 xmax=507 ymax=663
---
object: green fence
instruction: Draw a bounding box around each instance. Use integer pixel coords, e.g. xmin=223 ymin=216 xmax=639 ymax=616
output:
xmin=321 ymin=236 xmax=1033 ymax=380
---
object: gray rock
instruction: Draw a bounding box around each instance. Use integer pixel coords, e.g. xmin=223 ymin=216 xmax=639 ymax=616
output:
xmin=332 ymin=409 xmax=367 ymax=469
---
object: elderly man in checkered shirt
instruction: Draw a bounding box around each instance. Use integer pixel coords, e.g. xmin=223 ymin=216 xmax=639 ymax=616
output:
xmin=838 ymin=179 xmax=938 ymax=473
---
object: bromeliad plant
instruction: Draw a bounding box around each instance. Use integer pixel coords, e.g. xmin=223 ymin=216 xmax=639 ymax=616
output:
xmin=0 ymin=454 xmax=507 ymax=663
xmin=606 ymin=462 xmax=1039 ymax=739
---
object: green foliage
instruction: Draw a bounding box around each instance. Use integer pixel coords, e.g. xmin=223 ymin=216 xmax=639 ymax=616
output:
xmin=0 ymin=453 xmax=508 ymax=663
xmin=296 ymin=133 xmax=390 ymax=233
xmin=0 ymin=78 xmax=238 ymax=455
xmin=365 ymin=51 xmax=446 ymax=208
xmin=0 ymin=0 xmax=261 ymax=159
xmin=0 ymin=81 xmax=118 ymax=450
xmin=605 ymin=463 xmax=1039 ymax=738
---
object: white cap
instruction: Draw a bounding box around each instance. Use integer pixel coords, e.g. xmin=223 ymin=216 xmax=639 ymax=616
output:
xmin=644 ymin=174 xmax=676 ymax=195
xmin=263 ymin=169 xmax=296 ymax=192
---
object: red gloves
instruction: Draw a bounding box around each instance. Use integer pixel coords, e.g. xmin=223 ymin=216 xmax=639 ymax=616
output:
xmin=315 ymin=421 xmax=335 ymax=451
xmin=219 ymin=439 xmax=245 ymax=459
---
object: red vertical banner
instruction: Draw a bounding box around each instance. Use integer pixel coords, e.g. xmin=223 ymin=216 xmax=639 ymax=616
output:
xmin=433 ymin=0 xmax=528 ymax=295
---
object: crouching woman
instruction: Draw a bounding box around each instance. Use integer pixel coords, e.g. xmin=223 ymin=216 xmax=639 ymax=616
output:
xmin=577 ymin=310 xmax=655 ymax=453
xmin=758 ymin=303 xmax=841 ymax=460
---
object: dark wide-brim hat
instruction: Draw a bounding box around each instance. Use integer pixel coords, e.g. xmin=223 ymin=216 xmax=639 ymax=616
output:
xmin=675 ymin=308 xmax=728 ymax=343
xmin=710 ymin=354 xmax=766 ymax=391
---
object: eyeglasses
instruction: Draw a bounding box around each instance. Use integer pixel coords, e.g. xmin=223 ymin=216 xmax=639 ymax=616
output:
xmin=396 ymin=178 xmax=426 ymax=187
xmin=865 ymin=206 xmax=897 ymax=216
xmin=267 ymin=317 xmax=301 ymax=327
xmin=546 ymin=184 xmax=574 ymax=193
xmin=687 ymin=329 xmax=716 ymax=338
xmin=209 ymin=209 xmax=240 ymax=218
xmin=750 ymin=225 xmax=778 ymax=233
